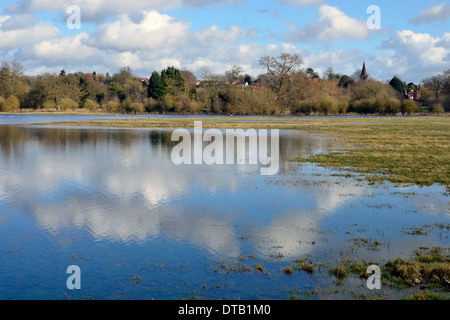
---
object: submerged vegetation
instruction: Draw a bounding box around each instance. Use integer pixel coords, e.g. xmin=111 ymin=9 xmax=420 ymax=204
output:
xmin=210 ymin=246 xmax=449 ymax=300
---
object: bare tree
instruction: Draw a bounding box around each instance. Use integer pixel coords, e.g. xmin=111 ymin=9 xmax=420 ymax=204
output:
xmin=224 ymin=65 xmax=243 ymax=85
xmin=423 ymin=73 xmax=447 ymax=100
xmin=443 ymin=69 xmax=450 ymax=95
xmin=258 ymin=52 xmax=304 ymax=101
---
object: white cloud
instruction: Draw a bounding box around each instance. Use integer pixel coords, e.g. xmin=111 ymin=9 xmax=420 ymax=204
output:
xmin=285 ymin=4 xmax=370 ymax=43
xmin=409 ymin=3 xmax=450 ymax=25
xmin=381 ymin=30 xmax=450 ymax=82
xmin=302 ymin=48 xmax=363 ymax=76
xmin=88 ymin=11 xmax=191 ymax=51
xmin=0 ymin=15 xmax=60 ymax=50
xmin=0 ymin=9 xmax=259 ymax=77
xmin=5 ymin=0 xmax=240 ymax=22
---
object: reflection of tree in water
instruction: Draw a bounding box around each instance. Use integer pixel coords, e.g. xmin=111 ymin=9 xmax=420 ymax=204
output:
xmin=0 ymin=126 xmax=173 ymax=157
xmin=149 ymin=130 xmax=178 ymax=149
xmin=0 ymin=126 xmax=336 ymax=175
xmin=0 ymin=125 xmax=30 ymax=159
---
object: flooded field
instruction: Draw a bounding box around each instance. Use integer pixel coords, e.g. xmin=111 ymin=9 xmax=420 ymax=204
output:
xmin=0 ymin=116 xmax=448 ymax=300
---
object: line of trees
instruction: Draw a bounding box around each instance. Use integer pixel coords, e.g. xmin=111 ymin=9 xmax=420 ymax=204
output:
xmin=1 ymin=54 xmax=449 ymax=115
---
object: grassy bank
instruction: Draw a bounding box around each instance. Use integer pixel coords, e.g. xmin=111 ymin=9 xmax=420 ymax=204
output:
xmin=39 ymin=116 xmax=450 ymax=187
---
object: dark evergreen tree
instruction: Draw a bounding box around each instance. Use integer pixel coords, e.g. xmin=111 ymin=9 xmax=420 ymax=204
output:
xmin=338 ymin=75 xmax=354 ymax=88
xmin=148 ymin=71 xmax=166 ymax=100
xmin=389 ymin=76 xmax=407 ymax=94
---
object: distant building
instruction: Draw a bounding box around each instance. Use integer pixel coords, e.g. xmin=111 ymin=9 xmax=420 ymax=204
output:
xmin=138 ymin=77 xmax=149 ymax=86
xmin=85 ymin=73 xmax=95 ymax=82
xmin=360 ymin=62 xmax=368 ymax=81
xmin=405 ymin=88 xmax=421 ymax=101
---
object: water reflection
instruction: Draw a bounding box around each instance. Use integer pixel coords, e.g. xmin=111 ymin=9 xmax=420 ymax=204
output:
xmin=0 ymin=125 xmax=448 ymax=262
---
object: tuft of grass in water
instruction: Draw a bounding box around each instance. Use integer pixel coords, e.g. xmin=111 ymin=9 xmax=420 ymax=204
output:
xmin=129 ymin=275 xmax=141 ymax=284
xmin=351 ymin=238 xmax=384 ymax=251
xmin=255 ymin=264 xmax=264 ymax=272
xmin=282 ymin=266 xmax=293 ymax=275
xmin=401 ymin=227 xmax=429 ymax=236
xmin=383 ymin=247 xmax=450 ymax=288
xmin=329 ymin=265 xmax=350 ymax=280
xmin=349 ymin=262 xmax=370 ymax=279
xmin=292 ymin=257 xmax=324 ymax=275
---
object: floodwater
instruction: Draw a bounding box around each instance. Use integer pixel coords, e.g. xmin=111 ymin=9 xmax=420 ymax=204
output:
xmin=0 ymin=115 xmax=448 ymax=300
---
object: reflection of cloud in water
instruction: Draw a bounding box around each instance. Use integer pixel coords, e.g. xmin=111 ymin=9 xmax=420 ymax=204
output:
xmin=1 ymin=126 xmax=447 ymax=260
xmin=415 ymin=197 xmax=449 ymax=217
xmin=160 ymin=212 xmax=241 ymax=257
xmin=248 ymin=181 xmax=367 ymax=258
xmin=315 ymin=183 xmax=366 ymax=215
xmin=34 ymin=201 xmax=161 ymax=243
xmin=33 ymin=195 xmax=241 ymax=257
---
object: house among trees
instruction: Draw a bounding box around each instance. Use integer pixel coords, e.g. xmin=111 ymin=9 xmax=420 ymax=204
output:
xmin=138 ymin=77 xmax=149 ymax=86
xmin=405 ymin=88 xmax=420 ymax=100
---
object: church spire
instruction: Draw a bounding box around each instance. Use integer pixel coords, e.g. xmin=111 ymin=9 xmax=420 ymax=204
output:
xmin=360 ymin=61 xmax=368 ymax=81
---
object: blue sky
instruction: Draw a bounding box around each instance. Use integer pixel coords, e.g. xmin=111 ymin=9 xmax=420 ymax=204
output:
xmin=0 ymin=0 xmax=449 ymax=83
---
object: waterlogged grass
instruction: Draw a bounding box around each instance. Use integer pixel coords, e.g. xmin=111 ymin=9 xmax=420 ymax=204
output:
xmin=324 ymin=247 xmax=450 ymax=292
xmin=296 ymin=120 xmax=450 ymax=187
xmin=383 ymin=247 xmax=450 ymax=289
xmin=41 ymin=116 xmax=450 ymax=187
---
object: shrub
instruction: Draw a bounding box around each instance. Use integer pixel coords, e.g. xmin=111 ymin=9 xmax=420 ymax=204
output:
xmin=144 ymin=98 xmax=160 ymax=113
xmin=43 ymin=100 xmax=57 ymax=110
xmin=59 ymin=98 xmax=78 ymax=111
xmin=161 ymin=95 xmax=174 ymax=113
xmin=130 ymin=101 xmax=144 ymax=114
xmin=188 ymin=100 xmax=203 ymax=114
xmin=0 ymin=96 xmax=7 ymax=112
xmin=84 ymin=99 xmax=100 ymax=112
xmin=317 ymin=96 xmax=333 ymax=115
xmin=351 ymin=98 xmax=376 ymax=114
xmin=373 ymin=98 xmax=401 ymax=115
xmin=106 ymin=100 xmax=121 ymax=113
xmin=430 ymin=103 xmax=444 ymax=113
xmin=384 ymin=98 xmax=401 ymax=115
xmin=337 ymin=99 xmax=350 ymax=114
xmin=122 ymin=99 xmax=144 ymax=114
xmin=291 ymin=99 xmax=320 ymax=115
xmin=6 ymin=96 xmax=20 ymax=111
xmin=401 ymin=100 xmax=419 ymax=115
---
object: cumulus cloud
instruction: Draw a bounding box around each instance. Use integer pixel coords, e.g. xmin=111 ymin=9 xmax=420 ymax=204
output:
xmin=381 ymin=30 xmax=450 ymax=82
xmin=88 ymin=11 xmax=191 ymax=51
xmin=409 ymin=3 xmax=450 ymax=25
xmin=0 ymin=8 xmax=259 ymax=77
xmin=302 ymin=49 xmax=363 ymax=76
xmin=5 ymin=0 xmax=241 ymax=22
xmin=0 ymin=14 xmax=60 ymax=50
xmin=285 ymin=4 xmax=370 ymax=43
